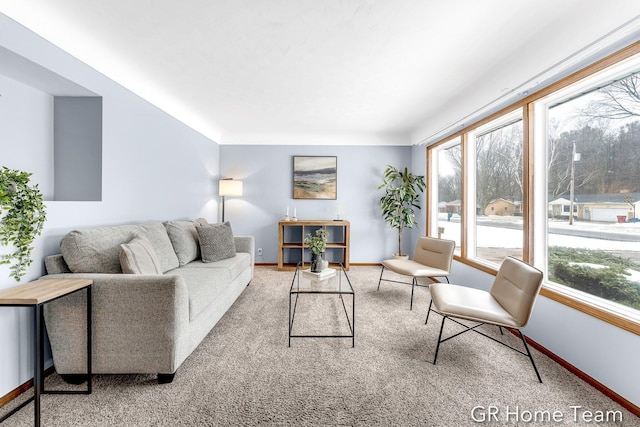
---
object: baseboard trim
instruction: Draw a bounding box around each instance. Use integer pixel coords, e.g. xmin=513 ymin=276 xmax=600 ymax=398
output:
xmin=254 ymin=263 xmax=383 ymax=267
xmin=0 ymin=366 xmax=55 ymax=409
xmin=0 ymin=379 xmax=31 ymax=409
xmin=521 ymin=334 xmax=640 ymax=417
xmin=2 ymin=296 xmax=636 ymax=419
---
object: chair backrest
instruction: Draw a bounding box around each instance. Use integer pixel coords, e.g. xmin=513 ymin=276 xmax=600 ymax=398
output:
xmin=413 ymin=237 xmax=455 ymax=273
xmin=490 ymin=257 xmax=544 ymax=328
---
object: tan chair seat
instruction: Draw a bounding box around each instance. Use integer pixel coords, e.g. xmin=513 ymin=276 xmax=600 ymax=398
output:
xmin=377 ymin=236 xmax=455 ymax=310
xmin=429 ymin=283 xmax=518 ymax=328
xmin=426 ymin=257 xmax=544 ymax=382
xmin=381 ymin=259 xmax=449 ymax=278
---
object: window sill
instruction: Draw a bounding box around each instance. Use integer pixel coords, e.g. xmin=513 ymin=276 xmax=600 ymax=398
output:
xmin=539 ymin=286 xmax=640 ymax=336
xmin=453 ymin=256 xmax=640 ymax=336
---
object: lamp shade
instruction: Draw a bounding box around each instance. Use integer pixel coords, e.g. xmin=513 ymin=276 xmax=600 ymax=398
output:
xmin=219 ymin=179 xmax=243 ymax=196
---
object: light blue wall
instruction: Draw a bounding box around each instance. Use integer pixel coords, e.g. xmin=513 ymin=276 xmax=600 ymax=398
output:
xmin=447 ymin=261 xmax=640 ymax=407
xmin=0 ymin=14 xmax=220 ymax=397
xmin=410 ymin=144 xmax=428 ymax=250
xmin=2 ymin=9 xmax=638 ymax=413
xmin=220 ymin=144 xmax=420 ymax=263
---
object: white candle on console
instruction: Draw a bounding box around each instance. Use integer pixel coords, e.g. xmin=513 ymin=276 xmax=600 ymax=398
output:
xmin=286 ymin=206 xmax=289 ymax=216
xmin=294 ymin=208 xmax=297 ymax=217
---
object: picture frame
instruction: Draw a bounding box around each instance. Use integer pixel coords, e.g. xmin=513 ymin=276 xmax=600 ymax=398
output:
xmin=292 ymin=156 xmax=337 ymax=199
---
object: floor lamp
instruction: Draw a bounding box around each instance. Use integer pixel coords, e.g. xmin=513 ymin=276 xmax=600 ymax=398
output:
xmin=219 ymin=178 xmax=243 ymax=222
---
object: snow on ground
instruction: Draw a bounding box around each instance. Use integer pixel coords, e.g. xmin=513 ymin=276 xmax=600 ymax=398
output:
xmin=626 ymin=269 xmax=640 ymax=283
xmin=436 ymin=214 xmax=640 ymax=252
xmin=435 ymin=213 xmax=640 ymax=286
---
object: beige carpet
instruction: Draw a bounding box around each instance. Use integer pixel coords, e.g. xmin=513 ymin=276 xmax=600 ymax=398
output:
xmin=2 ymin=266 xmax=637 ymax=426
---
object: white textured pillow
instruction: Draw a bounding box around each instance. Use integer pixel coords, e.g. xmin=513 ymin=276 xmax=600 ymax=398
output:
xmin=197 ymin=222 xmax=236 ymax=263
xmin=119 ymin=235 xmax=163 ymax=274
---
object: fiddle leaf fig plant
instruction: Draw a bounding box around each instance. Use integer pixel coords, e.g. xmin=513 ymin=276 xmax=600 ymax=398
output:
xmin=378 ymin=165 xmax=426 ymax=257
xmin=0 ymin=167 xmax=47 ymax=281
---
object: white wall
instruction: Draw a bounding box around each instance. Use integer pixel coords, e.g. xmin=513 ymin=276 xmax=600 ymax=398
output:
xmin=0 ymin=14 xmax=220 ymax=397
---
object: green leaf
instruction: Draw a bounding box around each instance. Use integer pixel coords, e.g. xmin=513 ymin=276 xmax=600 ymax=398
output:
xmin=0 ymin=167 xmax=47 ymax=281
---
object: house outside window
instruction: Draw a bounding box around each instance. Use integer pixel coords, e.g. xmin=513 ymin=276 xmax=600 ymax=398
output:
xmin=427 ymin=46 xmax=640 ymax=330
xmin=537 ymin=57 xmax=640 ymax=315
xmin=469 ymin=111 xmax=524 ymax=266
xmin=431 ymin=138 xmax=462 ymax=254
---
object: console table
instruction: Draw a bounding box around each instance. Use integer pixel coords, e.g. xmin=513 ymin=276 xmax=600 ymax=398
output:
xmin=278 ymin=220 xmax=350 ymax=271
xmin=0 ymin=278 xmax=93 ymax=427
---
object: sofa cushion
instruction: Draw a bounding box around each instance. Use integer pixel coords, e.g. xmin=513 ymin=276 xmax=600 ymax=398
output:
xmin=166 ymin=267 xmax=233 ymax=321
xmin=61 ymin=221 xmax=179 ymax=273
xmin=165 ymin=219 xmax=204 ymax=266
xmin=182 ymin=253 xmax=251 ymax=279
xmin=119 ymin=235 xmax=163 ymax=274
xmin=197 ymin=222 xmax=236 ymax=263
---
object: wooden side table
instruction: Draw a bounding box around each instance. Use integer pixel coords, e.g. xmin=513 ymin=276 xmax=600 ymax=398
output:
xmin=0 ymin=278 xmax=93 ymax=427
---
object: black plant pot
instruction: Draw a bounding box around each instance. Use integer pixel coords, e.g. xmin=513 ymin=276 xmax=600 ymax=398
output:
xmin=311 ymin=253 xmax=324 ymax=272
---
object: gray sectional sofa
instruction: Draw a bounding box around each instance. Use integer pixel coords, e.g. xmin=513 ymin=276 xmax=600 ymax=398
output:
xmin=41 ymin=219 xmax=254 ymax=383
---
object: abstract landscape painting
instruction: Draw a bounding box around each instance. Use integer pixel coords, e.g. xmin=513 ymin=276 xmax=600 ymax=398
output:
xmin=293 ymin=156 xmax=337 ymax=199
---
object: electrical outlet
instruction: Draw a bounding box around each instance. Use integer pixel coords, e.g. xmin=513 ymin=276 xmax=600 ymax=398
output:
xmin=257 ymin=248 xmax=263 ymax=256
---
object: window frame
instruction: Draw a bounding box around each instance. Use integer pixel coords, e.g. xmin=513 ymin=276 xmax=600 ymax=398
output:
xmin=466 ymin=109 xmax=524 ymax=268
xmin=426 ymin=40 xmax=640 ymax=336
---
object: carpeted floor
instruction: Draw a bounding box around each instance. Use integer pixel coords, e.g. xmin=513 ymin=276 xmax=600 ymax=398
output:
xmin=2 ymin=266 xmax=637 ymax=426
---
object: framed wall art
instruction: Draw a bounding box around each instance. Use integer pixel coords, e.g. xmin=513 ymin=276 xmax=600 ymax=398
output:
xmin=292 ymin=156 xmax=337 ymax=199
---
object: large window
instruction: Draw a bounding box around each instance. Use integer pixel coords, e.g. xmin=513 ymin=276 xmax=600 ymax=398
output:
xmin=427 ymin=45 xmax=640 ymax=332
xmin=432 ymin=137 xmax=462 ymax=254
xmin=538 ymin=60 xmax=640 ymax=316
xmin=470 ymin=112 xmax=523 ymax=266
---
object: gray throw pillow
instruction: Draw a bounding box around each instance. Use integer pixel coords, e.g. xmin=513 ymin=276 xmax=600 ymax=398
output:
xmin=165 ymin=220 xmax=201 ymax=266
xmin=119 ymin=234 xmax=163 ymax=274
xmin=197 ymin=222 xmax=236 ymax=263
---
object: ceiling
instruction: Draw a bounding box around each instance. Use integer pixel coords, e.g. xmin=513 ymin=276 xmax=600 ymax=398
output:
xmin=1 ymin=1 xmax=640 ymax=145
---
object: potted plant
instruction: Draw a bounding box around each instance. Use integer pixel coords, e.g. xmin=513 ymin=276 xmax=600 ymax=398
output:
xmin=378 ymin=165 xmax=426 ymax=258
xmin=304 ymin=228 xmax=327 ymax=272
xmin=0 ymin=167 xmax=47 ymax=282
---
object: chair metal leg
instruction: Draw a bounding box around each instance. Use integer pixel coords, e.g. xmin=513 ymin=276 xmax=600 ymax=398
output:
xmin=433 ymin=316 xmax=447 ymax=364
xmin=425 ymin=300 xmax=433 ymax=324
xmin=518 ymin=330 xmax=542 ymax=383
xmin=377 ymin=266 xmax=385 ymax=291
xmin=410 ymin=277 xmax=416 ymax=310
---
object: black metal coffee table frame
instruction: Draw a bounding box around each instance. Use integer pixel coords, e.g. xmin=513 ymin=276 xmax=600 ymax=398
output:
xmin=288 ymin=263 xmax=354 ymax=347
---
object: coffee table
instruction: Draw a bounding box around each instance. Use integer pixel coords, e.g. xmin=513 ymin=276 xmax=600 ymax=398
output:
xmin=288 ymin=263 xmax=355 ymax=347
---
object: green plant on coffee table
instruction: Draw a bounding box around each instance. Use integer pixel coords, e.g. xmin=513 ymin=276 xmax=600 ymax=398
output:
xmin=0 ymin=167 xmax=47 ymax=281
xmin=304 ymin=228 xmax=327 ymax=255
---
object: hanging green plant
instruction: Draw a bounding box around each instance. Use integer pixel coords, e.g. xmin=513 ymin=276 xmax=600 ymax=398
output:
xmin=0 ymin=167 xmax=47 ymax=281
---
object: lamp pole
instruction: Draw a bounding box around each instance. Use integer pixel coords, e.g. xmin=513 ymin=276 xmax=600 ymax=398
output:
xmin=221 ymin=195 xmax=227 ymax=222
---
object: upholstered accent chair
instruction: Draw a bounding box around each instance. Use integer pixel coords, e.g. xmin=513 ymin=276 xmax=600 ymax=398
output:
xmin=377 ymin=236 xmax=455 ymax=310
xmin=426 ymin=256 xmax=544 ymax=382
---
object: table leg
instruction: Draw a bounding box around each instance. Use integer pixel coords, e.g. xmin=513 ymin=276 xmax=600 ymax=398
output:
xmin=288 ymin=293 xmax=291 ymax=347
xmin=34 ymin=304 xmax=42 ymax=427
xmin=352 ymin=294 xmax=355 ymax=348
xmin=87 ymin=286 xmax=92 ymax=393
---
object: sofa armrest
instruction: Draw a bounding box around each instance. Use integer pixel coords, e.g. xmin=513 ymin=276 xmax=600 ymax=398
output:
xmin=41 ymin=273 xmax=190 ymax=375
xmin=45 ymin=254 xmax=72 ymax=274
xmin=234 ymin=235 xmax=255 ymax=265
